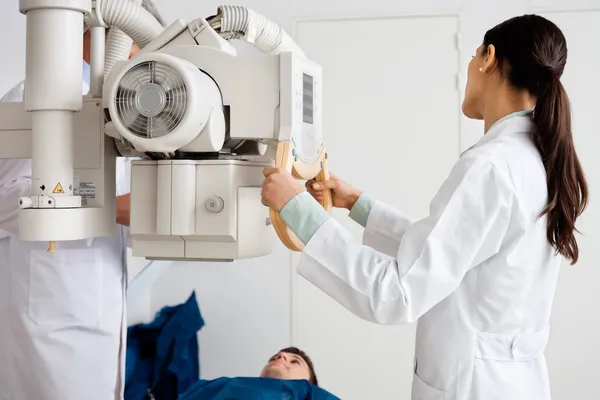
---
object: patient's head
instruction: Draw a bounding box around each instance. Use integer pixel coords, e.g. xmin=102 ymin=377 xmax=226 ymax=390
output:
xmin=260 ymin=347 xmax=319 ymax=386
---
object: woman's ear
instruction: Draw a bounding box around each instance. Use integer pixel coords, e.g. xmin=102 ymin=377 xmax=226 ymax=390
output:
xmin=481 ymin=44 xmax=496 ymax=74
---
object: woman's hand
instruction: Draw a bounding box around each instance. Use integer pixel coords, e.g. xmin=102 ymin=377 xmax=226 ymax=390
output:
xmin=261 ymin=167 xmax=306 ymax=212
xmin=306 ymin=174 xmax=362 ymax=211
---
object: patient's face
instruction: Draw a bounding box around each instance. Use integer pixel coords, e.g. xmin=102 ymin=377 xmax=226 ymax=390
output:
xmin=259 ymin=351 xmax=311 ymax=381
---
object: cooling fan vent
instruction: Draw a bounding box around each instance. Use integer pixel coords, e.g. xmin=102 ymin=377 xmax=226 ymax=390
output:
xmin=114 ymin=61 xmax=188 ymax=139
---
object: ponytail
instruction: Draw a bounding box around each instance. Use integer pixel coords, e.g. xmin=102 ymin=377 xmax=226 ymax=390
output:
xmin=481 ymin=14 xmax=588 ymax=263
xmin=532 ymin=72 xmax=588 ymax=264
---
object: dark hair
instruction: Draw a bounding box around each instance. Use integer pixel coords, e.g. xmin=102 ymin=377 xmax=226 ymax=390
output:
xmin=274 ymin=347 xmax=319 ymax=386
xmin=482 ymin=14 xmax=588 ymax=264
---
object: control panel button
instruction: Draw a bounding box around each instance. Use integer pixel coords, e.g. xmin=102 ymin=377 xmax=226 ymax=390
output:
xmin=205 ymin=196 xmax=224 ymax=213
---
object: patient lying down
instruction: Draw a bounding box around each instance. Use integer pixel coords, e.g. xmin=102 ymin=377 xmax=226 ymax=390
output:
xmin=260 ymin=346 xmax=319 ymax=384
xmin=180 ymin=347 xmax=339 ymax=399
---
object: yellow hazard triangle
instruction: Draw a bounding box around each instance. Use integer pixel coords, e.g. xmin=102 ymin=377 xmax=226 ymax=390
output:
xmin=52 ymin=183 xmax=64 ymax=194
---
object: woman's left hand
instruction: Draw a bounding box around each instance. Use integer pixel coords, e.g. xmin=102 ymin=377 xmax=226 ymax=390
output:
xmin=261 ymin=167 xmax=306 ymax=212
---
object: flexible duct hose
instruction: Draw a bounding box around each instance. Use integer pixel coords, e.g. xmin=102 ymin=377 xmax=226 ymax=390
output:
xmin=103 ymin=0 xmax=140 ymax=81
xmin=212 ymin=6 xmax=305 ymax=57
xmin=100 ymin=0 xmax=163 ymax=47
xmin=104 ymin=27 xmax=133 ymax=81
xmin=97 ymin=0 xmax=163 ymax=79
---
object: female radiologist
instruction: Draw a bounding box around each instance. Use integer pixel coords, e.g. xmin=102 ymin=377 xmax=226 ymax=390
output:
xmin=261 ymin=14 xmax=588 ymax=400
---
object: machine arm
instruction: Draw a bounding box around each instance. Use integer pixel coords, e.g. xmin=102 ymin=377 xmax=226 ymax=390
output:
xmin=0 ymin=2 xmax=331 ymax=260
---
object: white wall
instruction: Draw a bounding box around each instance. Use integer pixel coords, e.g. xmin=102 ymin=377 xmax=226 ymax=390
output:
xmin=535 ymin=10 xmax=600 ymax=400
xmin=1 ymin=0 xmax=599 ymax=398
xmin=293 ymin=15 xmax=461 ymax=399
xmin=0 ymin=2 xmax=26 ymax=97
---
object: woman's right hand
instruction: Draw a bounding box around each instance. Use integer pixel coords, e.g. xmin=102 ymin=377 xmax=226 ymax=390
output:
xmin=306 ymin=174 xmax=362 ymax=211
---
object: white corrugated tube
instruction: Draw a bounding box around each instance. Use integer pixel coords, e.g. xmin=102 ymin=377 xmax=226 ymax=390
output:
xmin=98 ymin=0 xmax=163 ymax=78
xmin=104 ymin=27 xmax=133 ymax=81
xmin=100 ymin=0 xmax=163 ymax=47
xmin=215 ymin=5 xmax=305 ymax=58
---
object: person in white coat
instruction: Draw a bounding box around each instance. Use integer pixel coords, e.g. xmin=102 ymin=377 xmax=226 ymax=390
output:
xmin=261 ymin=14 xmax=588 ymax=400
xmin=0 ymin=5 xmax=165 ymax=400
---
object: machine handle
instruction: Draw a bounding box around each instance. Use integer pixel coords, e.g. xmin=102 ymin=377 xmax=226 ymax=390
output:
xmin=270 ymin=141 xmax=332 ymax=251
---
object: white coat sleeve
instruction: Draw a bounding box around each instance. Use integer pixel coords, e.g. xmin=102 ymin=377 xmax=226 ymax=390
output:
xmin=0 ymin=178 xmax=30 ymax=238
xmin=296 ymin=158 xmax=513 ymax=324
xmin=1 ymin=83 xmax=24 ymax=103
xmin=283 ymin=193 xmax=414 ymax=258
xmin=362 ymin=201 xmax=414 ymax=257
xmin=0 ymin=82 xmax=30 ymax=238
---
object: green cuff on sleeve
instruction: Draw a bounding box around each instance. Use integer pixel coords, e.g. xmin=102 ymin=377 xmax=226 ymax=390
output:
xmin=279 ymin=191 xmax=331 ymax=245
xmin=348 ymin=194 xmax=374 ymax=228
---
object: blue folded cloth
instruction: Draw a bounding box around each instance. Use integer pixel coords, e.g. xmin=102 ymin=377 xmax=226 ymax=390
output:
xmin=179 ymin=377 xmax=340 ymax=400
xmin=125 ymin=291 xmax=205 ymax=400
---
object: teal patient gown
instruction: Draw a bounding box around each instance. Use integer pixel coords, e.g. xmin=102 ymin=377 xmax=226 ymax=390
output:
xmin=179 ymin=377 xmax=340 ymax=400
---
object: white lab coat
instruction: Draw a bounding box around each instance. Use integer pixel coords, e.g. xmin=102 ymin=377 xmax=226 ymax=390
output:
xmin=0 ymin=68 xmax=131 ymax=400
xmin=298 ymin=115 xmax=559 ymax=400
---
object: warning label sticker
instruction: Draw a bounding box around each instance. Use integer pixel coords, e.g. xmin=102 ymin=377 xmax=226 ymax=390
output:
xmin=52 ymin=183 xmax=64 ymax=194
xmin=79 ymin=181 xmax=96 ymax=199
xmin=73 ymin=177 xmax=96 ymax=206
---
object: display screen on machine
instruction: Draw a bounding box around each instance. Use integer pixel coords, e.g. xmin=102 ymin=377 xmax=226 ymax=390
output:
xmin=302 ymin=73 xmax=314 ymax=125
xmin=292 ymin=71 xmax=322 ymax=165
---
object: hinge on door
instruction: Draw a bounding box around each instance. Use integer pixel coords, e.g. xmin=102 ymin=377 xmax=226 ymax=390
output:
xmin=456 ymin=74 xmax=461 ymax=92
xmin=455 ymin=32 xmax=461 ymax=52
